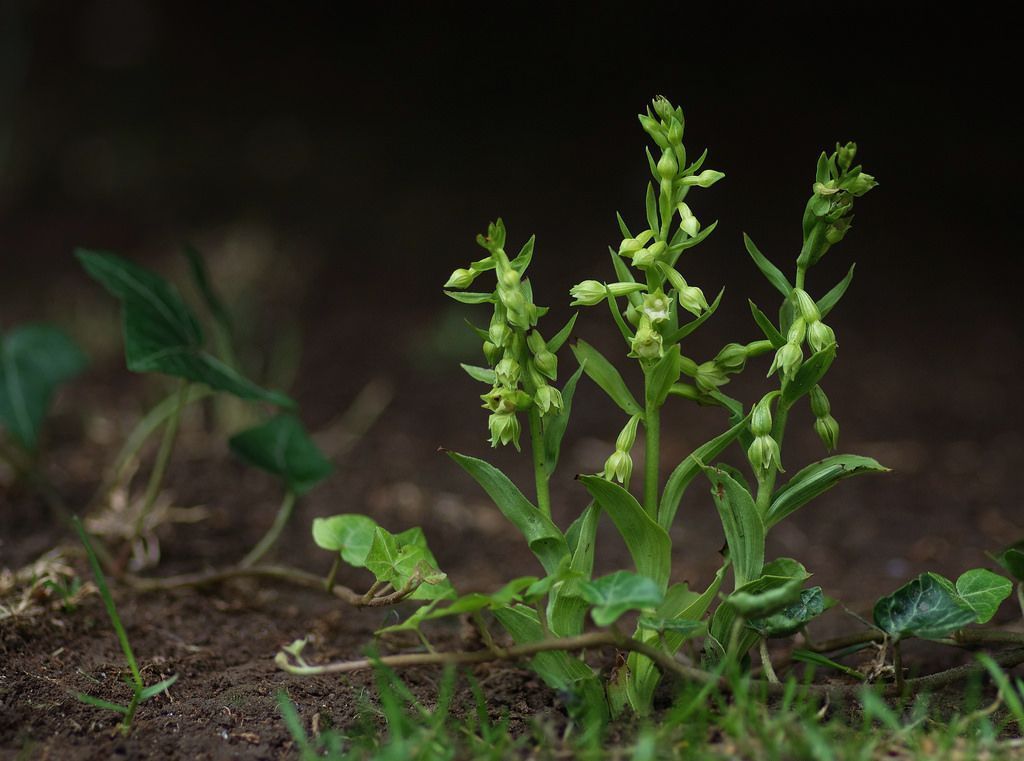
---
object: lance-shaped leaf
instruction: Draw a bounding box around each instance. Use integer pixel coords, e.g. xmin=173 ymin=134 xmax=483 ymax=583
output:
xmin=743 ymin=233 xmax=792 ymax=297
xmin=543 ymin=363 xmax=585 ymax=477
xmin=230 ymin=414 xmax=333 ymax=495
xmin=312 ymin=514 xmax=378 ymax=566
xmin=548 ymin=502 xmax=600 ymax=636
xmin=571 ymin=340 xmax=643 ymax=417
xmin=659 ymin=413 xmax=751 ymax=531
xmin=0 ymin=325 xmax=87 ymax=449
xmin=749 ymin=586 xmax=834 ymax=638
xmin=459 ymin=364 xmax=496 ymax=385
xmin=706 ymin=466 xmax=765 ymax=588
xmin=579 ymin=475 xmax=671 ymax=589
xmin=546 ymin=313 xmax=577 ymax=353
xmin=76 ymin=250 xmax=293 ymax=407
xmin=991 ymin=540 xmax=1024 ymax=581
xmin=956 ymin=568 xmax=1012 ymax=623
xmin=664 ymin=288 xmax=724 ymax=344
xmin=874 ymin=572 xmax=977 ymax=640
xmin=782 ymin=344 xmax=836 ymax=407
xmin=749 ymin=300 xmax=785 ymax=348
xmin=447 ymin=451 xmax=568 ymax=575
xmin=645 ymin=345 xmax=681 ymax=409
xmin=443 ymin=290 xmax=496 ymax=304
xmin=766 ymin=454 xmax=888 ymax=528
xmin=817 ymin=263 xmax=856 ymax=319
xmin=581 ymin=571 xmax=664 ymax=627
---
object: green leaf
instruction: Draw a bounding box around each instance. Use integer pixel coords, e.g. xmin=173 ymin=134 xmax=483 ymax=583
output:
xmin=581 ymin=571 xmax=664 ymax=627
xmin=448 ymin=451 xmax=568 ymax=575
xmin=460 ymin=364 xmax=496 ymax=384
xmin=0 ymin=325 xmax=87 ymax=449
xmin=182 ymin=243 xmax=232 ymax=331
xmin=377 ymin=577 xmax=538 ymax=635
xmin=748 ymin=300 xmax=785 ymax=348
xmin=749 ymin=587 xmax=834 ymax=638
xmin=548 ymin=502 xmax=600 ymax=636
xmin=706 ymin=466 xmax=765 ymax=587
xmin=817 ymin=263 xmax=855 ymax=319
xmin=743 ymin=233 xmax=792 ymax=297
xmin=312 ymin=514 xmax=380 ymax=566
xmin=874 ymin=572 xmax=977 ymax=640
xmin=726 ymin=560 xmax=809 ymax=618
xmin=956 ymin=569 xmax=1012 ymax=624
xmin=364 ymin=526 xmax=452 ymax=601
xmin=991 ymin=541 xmax=1024 ymax=581
xmin=230 ymin=414 xmax=333 ymax=495
xmin=76 ymin=693 xmax=129 ymax=714
xmin=766 ymin=454 xmax=889 ymax=529
xmin=578 ymin=475 xmax=671 ymax=589
xmin=645 ymin=346 xmax=681 ymax=409
xmin=139 ymin=674 xmax=179 ymax=701
xmin=782 ymin=344 xmax=836 ymax=407
xmin=571 ymin=340 xmax=643 ymax=417
xmin=645 ymin=182 xmax=658 ymax=232
xmin=616 ymin=212 xmax=633 ymax=240
xmin=443 ymin=290 xmax=495 ymax=304
xmin=542 ymin=363 xmax=585 ymax=477
xmin=509 ymin=235 xmax=535 ymax=273
xmin=658 ymin=413 xmax=751 ymax=531
xmin=791 ymin=650 xmax=866 ymax=680
xmin=636 ymin=617 xmax=704 ymax=636
xmin=76 ymin=250 xmax=293 ymax=407
xmin=664 ymin=288 xmax=724 ymax=344
xmin=546 ymin=313 xmax=577 ymax=354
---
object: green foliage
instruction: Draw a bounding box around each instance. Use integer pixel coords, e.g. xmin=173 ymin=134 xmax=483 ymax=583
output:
xmin=75 ymin=249 xmax=293 ymax=407
xmin=750 ymin=587 xmax=834 ymax=638
xmin=581 ymin=571 xmax=664 ymax=626
xmin=0 ymin=324 xmax=86 ymax=450
xmin=229 ymin=414 xmax=333 ymax=495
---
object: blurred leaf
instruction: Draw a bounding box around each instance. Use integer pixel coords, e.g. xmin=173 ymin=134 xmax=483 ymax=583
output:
xmin=443 ymin=291 xmax=495 ymax=304
xmin=182 ymin=243 xmax=232 ymax=331
xmin=706 ymin=466 xmax=765 ymax=587
xmin=750 ymin=586 xmax=834 ymax=638
xmin=991 ymin=541 xmax=1024 ymax=581
xmin=230 ymin=414 xmax=333 ymax=495
xmin=725 ymin=559 xmax=809 ymax=618
xmin=0 ymin=324 xmax=86 ymax=449
xmin=581 ymin=571 xmax=664 ymax=627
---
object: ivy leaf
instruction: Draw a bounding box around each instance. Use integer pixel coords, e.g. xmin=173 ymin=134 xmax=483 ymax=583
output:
xmin=76 ymin=250 xmax=293 ymax=408
xmin=377 ymin=577 xmax=538 ymax=635
xmin=873 ymin=572 xmax=976 ymax=640
xmin=766 ymin=455 xmax=889 ymax=528
xmin=364 ymin=526 xmax=452 ymax=601
xmin=991 ymin=541 xmax=1024 ymax=581
xmin=725 ymin=559 xmax=810 ymax=618
xmin=581 ymin=571 xmax=664 ymax=627
xmin=230 ymin=415 xmax=333 ymax=495
xmin=956 ymin=568 xmax=1012 ymax=624
xmin=749 ymin=586 xmax=834 ymax=638
xmin=571 ymin=340 xmax=643 ymax=417
xmin=312 ymin=514 xmax=378 ymax=566
xmin=0 ymin=325 xmax=87 ymax=450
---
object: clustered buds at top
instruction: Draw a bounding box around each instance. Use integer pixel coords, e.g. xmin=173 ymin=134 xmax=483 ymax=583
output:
xmin=629 ymin=315 xmax=664 ymax=360
xmin=809 ymin=384 xmax=839 ymax=450
xmin=602 ymin=414 xmax=641 ymax=485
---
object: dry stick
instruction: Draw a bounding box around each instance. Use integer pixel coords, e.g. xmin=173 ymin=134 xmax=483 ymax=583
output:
xmin=124 ymin=564 xmax=415 ymax=608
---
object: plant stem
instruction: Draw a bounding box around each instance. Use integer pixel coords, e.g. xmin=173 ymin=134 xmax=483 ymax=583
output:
xmin=136 ymin=380 xmax=190 ymax=536
xmin=755 ymin=403 xmax=790 ymax=516
xmin=527 ymin=408 xmax=551 ymax=519
xmin=643 ymin=374 xmax=660 ymax=520
xmin=240 ymin=490 xmax=297 ymax=568
xmin=795 ymin=265 xmax=807 ymax=291
xmin=759 ymin=639 xmax=780 ymax=684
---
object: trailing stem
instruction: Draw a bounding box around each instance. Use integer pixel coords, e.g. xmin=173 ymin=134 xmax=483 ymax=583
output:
xmin=240 ymin=490 xmax=297 ymax=568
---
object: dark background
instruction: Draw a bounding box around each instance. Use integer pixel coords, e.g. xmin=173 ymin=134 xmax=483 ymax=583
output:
xmin=1 ymin=2 xmax=1022 ymax=589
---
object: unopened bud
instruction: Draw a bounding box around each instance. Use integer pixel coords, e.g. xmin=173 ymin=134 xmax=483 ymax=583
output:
xmin=787 ymin=317 xmax=807 ymax=345
xmin=751 ymin=398 xmax=773 ymax=437
xmin=695 ymin=361 xmax=728 ymax=394
xmin=657 ymin=150 xmax=678 ymax=180
xmin=678 ymin=285 xmax=709 ymax=317
xmin=444 ymin=268 xmax=475 ymax=289
xmin=534 ymin=384 xmax=563 ymax=416
xmin=680 ymin=169 xmax=725 ymax=188
xmin=652 ymin=96 xmax=675 ymax=122
xmin=534 ymin=349 xmax=557 ymax=379
xmin=714 ymin=343 xmax=748 ymax=374
xmin=677 ymin=202 xmax=700 ymax=237
xmin=501 ymin=268 xmax=521 ymax=289
xmin=603 ymin=449 xmax=633 ymax=484
xmin=845 ymin=172 xmax=877 ymax=197
xmin=615 ymin=415 xmax=642 ymax=452
xmin=619 ymin=230 xmax=654 ymax=255
xmin=825 ymin=217 xmax=851 ymax=245
xmin=667 ymin=119 xmax=683 ymax=145
xmin=747 ymin=434 xmax=782 ymax=474
xmin=488 ymin=315 xmax=510 ymax=347
xmin=814 ymin=414 xmax=840 ymax=451
xmin=807 ymin=320 xmax=836 ymax=353
xmin=793 ymin=289 xmax=821 ymax=324
xmin=495 ymin=356 xmax=521 ymax=387
xmin=809 ymin=385 xmax=831 ymax=418
xmin=769 ymin=342 xmax=803 ymax=381
xmin=488 ymin=411 xmax=521 ymax=449
xmin=482 ymin=341 xmax=501 ymax=365
xmin=837 ymin=141 xmax=857 ymax=172
xmin=569 ymin=280 xmax=607 ymax=306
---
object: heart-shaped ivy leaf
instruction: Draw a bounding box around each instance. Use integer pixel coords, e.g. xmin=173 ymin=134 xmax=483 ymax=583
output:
xmin=955 ymin=568 xmax=1012 ymax=624
xmin=581 ymin=571 xmax=664 ymax=627
xmin=0 ymin=325 xmax=87 ymax=450
xmin=229 ymin=414 xmax=333 ymax=495
xmin=873 ymin=570 xmax=1009 ymax=640
xmin=312 ymin=514 xmax=377 ymax=566
xmin=76 ymin=250 xmax=293 ymax=408
xmin=749 ymin=586 xmax=834 ymax=638
xmin=991 ymin=541 xmax=1024 ymax=581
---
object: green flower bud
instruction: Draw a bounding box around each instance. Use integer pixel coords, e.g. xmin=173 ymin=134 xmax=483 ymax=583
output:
xmin=629 ymin=317 xmax=663 ymax=360
xmin=680 ymin=169 xmax=725 ymax=188
xmin=534 ymin=349 xmax=557 ymax=379
xmin=678 ymin=284 xmax=709 ymax=317
xmin=837 ymin=141 xmax=857 ymax=172
xmin=657 ymin=149 xmax=678 ymax=180
xmin=495 ymin=356 xmax=521 ymax=387
xmin=500 ymin=268 xmax=521 ymax=289
xmin=615 ymin=415 xmax=642 ymax=452
xmin=602 ymin=449 xmax=633 ymax=485
xmin=747 ymin=434 xmax=783 ymax=474
xmin=534 ymin=383 xmax=563 ymax=416
xmin=694 ymin=361 xmax=728 ymax=394
xmin=526 ymin=330 xmax=545 ymax=354
xmin=845 ymin=172 xmax=877 ymax=197
xmin=714 ymin=342 xmax=748 ymax=375
xmin=632 ymin=248 xmax=655 ymax=269
xmin=480 ymin=387 xmax=530 ymax=414
xmin=769 ymin=341 xmax=803 ymax=381
xmin=619 ymin=230 xmax=654 ymax=255
xmin=787 ymin=317 xmax=807 ymax=345
xmin=793 ymin=289 xmax=821 ymax=324
xmin=750 ymin=398 xmax=773 ymax=437
xmin=625 ymin=303 xmax=641 ymax=326
xmin=825 ymin=217 xmax=852 ymax=245
xmin=642 ymin=289 xmax=672 ymax=324
xmin=667 ymin=119 xmax=683 ymax=146
xmin=677 ymin=202 xmax=700 ymax=237
xmin=569 ymin=280 xmax=607 ymax=306
xmin=488 ymin=411 xmax=521 ymax=449
xmin=813 ymin=180 xmax=840 ymax=197
xmin=482 ymin=341 xmax=501 ymax=365
xmin=488 ymin=314 xmax=510 ymax=348
xmin=807 ymin=320 xmax=836 ymax=353
xmin=814 ymin=414 xmax=840 ymax=451
xmin=652 ymin=96 xmax=675 ymax=122
xmin=661 ymin=265 xmax=687 ymax=292
xmin=444 ymin=268 xmax=475 ymax=289
xmin=501 ymin=287 xmax=525 ymax=315
xmin=809 ymin=385 xmax=831 ymax=418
